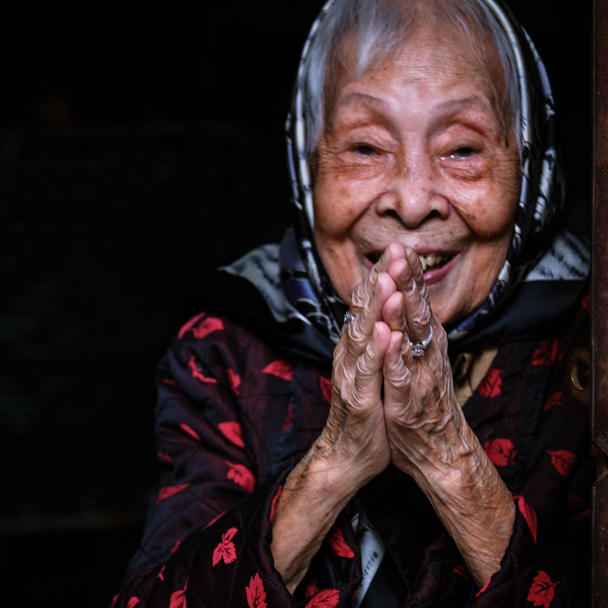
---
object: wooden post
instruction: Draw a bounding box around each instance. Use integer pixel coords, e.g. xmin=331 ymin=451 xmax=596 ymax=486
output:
xmin=593 ymin=0 xmax=608 ymax=604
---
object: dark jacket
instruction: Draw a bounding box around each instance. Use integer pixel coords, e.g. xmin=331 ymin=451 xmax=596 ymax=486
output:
xmin=112 ymin=292 xmax=593 ymax=608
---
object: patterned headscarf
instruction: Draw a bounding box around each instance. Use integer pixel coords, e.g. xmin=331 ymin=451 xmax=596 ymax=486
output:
xmin=224 ymin=0 xmax=588 ymax=351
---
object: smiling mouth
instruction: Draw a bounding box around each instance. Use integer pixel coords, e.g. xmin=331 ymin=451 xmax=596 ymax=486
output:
xmin=418 ymin=253 xmax=452 ymax=272
xmin=366 ymin=252 xmax=454 ymax=272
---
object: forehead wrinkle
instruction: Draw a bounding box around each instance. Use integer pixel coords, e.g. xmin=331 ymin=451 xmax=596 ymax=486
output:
xmin=429 ymin=96 xmax=495 ymax=128
xmin=326 ymin=91 xmax=392 ymax=135
xmin=335 ymin=91 xmax=389 ymax=111
xmin=432 ymin=95 xmax=510 ymax=143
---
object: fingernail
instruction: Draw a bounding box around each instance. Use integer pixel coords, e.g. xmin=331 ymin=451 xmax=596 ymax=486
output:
xmin=372 ymin=322 xmax=381 ymax=340
xmin=394 ymin=259 xmax=408 ymax=278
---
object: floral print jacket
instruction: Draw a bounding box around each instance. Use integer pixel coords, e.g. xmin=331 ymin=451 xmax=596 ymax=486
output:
xmin=113 ymin=293 xmax=593 ymax=608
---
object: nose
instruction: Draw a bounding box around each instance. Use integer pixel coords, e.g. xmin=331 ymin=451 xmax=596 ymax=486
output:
xmin=376 ymin=160 xmax=450 ymax=229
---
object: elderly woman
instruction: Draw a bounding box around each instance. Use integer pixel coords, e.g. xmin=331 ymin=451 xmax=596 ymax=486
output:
xmin=113 ymin=0 xmax=592 ymax=606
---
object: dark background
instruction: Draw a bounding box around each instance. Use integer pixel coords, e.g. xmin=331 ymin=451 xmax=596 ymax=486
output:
xmin=0 ymin=1 xmax=591 ymax=606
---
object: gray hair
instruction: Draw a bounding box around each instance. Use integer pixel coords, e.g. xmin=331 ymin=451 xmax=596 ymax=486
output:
xmin=301 ymin=0 xmax=521 ymax=160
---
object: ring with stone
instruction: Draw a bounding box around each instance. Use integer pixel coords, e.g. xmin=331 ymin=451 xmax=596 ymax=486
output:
xmin=343 ymin=311 xmax=356 ymax=329
xmin=411 ymin=325 xmax=433 ymax=357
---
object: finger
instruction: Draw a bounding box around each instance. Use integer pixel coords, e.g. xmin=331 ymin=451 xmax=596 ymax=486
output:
xmin=350 ymin=243 xmax=406 ymax=311
xmin=344 ymin=272 xmax=396 ymax=366
xmin=405 ymin=247 xmax=430 ymax=305
xmin=397 ymin=259 xmax=431 ymax=343
xmin=400 ymin=330 xmax=416 ymax=370
xmin=381 ymin=290 xmax=405 ymax=333
xmin=382 ymin=331 xmax=411 ymax=418
xmin=351 ymin=321 xmax=392 ymax=401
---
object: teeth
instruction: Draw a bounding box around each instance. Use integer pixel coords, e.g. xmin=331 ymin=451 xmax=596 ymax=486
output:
xmin=418 ymin=254 xmax=450 ymax=271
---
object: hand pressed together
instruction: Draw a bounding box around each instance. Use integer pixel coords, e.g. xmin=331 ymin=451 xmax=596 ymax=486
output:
xmin=271 ymin=243 xmax=515 ymax=591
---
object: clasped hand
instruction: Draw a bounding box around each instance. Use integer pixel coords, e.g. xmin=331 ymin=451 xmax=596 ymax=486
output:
xmin=275 ymin=244 xmax=515 ymax=590
xmin=320 ymin=242 xmax=470 ymax=488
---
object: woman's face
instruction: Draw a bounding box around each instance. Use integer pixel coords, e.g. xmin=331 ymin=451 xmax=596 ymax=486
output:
xmin=313 ymin=27 xmax=521 ymax=326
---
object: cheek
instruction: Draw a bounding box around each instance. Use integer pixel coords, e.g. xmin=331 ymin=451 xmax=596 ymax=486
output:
xmin=312 ymin=174 xmax=368 ymax=238
xmin=312 ymin=179 xmax=369 ymax=303
xmin=451 ymin=165 xmax=520 ymax=239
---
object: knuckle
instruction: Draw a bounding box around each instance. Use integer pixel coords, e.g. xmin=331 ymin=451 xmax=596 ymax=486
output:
xmin=414 ymin=306 xmax=431 ymax=328
xmin=349 ymin=324 xmax=367 ymax=348
xmin=391 ymin=369 xmax=411 ymax=390
xmin=351 ymin=277 xmax=372 ymax=308
xmin=355 ymin=351 xmax=373 ymax=376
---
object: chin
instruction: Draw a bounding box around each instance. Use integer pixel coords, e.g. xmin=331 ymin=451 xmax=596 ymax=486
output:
xmin=428 ymin=288 xmax=467 ymax=327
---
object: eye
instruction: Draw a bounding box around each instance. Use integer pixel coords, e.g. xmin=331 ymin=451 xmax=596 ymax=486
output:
xmin=352 ymin=144 xmax=379 ymax=157
xmin=449 ymin=147 xmax=477 ymax=159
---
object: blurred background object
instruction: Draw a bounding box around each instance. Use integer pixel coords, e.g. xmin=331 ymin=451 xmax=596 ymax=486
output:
xmin=0 ymin=1 xmax=591 ymax=606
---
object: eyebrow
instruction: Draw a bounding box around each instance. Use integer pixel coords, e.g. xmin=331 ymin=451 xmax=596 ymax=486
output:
xmin=331 ymin=91 xmax=498 ymax=138
xmin=436 ymin=96 xmax=488 ymax=112
xmin=335 ymin=91 xmax=389 ymax=110
xmin=429 ymin=95 xmax=498 ymax=135
xmin=336 ymin=92 xmax=490 ymax=118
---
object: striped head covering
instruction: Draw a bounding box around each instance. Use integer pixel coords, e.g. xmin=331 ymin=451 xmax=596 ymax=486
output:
xmin=225 ymin=0 xmax=588 ymax=354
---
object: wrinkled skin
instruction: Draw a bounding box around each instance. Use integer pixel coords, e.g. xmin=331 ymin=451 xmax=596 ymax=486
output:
xmin=271 ymin=22 xmax=518 ymax=593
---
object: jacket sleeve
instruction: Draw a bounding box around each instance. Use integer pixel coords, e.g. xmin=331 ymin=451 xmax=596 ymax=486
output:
xmin=468 ymin=373 xmax=594 ymax=606
xmin=111 ymin=313 xmax=361 ymax=608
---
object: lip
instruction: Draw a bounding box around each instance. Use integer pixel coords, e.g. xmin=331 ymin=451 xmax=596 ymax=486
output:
xmin=363 ymin=248 xmax=460 ymax=283
xmin=422 ymin=252 xmax=460 ymax=286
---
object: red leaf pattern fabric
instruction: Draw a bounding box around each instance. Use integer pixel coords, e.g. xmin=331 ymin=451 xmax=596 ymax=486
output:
xmin=192 ymin=317 xmax=224 ymax=340
xmin=203 ymin=511 xmax=227 ymax=530
xmin=156 ymin=483 xmax=189 ymax=504
xmin=527 ymin=571 xmax=560 ymax=607
xmin=169 ymin=580 xmax=188 ymax=608
xmin=170 ymin=539 xmax=182 ymax=554
xmin=225 ymin=462 xmax=255 ymax=492
xmin=319 ymin=376 xmax=332 ymax=404
xmin=212 ymin=527 xmax=238 ymax=566
xmin=262 ymin=360 xmax=294 ymax=381
xmin=566 ymin=491 xmax=586 ymax=512
xmin=177 ymin=312 xmax=206 ymax=339
xmin=180 ymin=423 xmax=201 ymax=442
xmin=269 ymin=486 xmax=282 ymax=523
xmin=126 ymin=598 xmax=140 ymax=608
xmin=543 ymin=391 xmax=563 ymax=413
xmin=280 ymin=403 xmax=293 ymax=434
xmin=305 ymin=589 xmax=340 ymax=608
xmin=478 ymin=369 xmax=503 ymax=398
xmin=483 ymin=438 xmax=515 ymax=467
xmin=305 ymin=580 xmax=320 ymax=598
xmin=582 ymin=294 xmax=590 ymax=314
xmin=517 ymin=495 xmax=538 ymax=542
xmin=475 ymin=575 xmax=492 ymax=597
xmin=110 ymin=595 xmax=118 ymax=608
xmin=188 ymin=356 xmax=218 ymax=384
xmin=112 ymin=303 xmax=593 ymax=608
xmin=533 ymin=339 xmax=563 ymax=367
xmin=245 ymin=572 xmax=267 ymax=608
xmin=327 ymin=526 xmax=355 ymax=558
xmin=228 ymin=369 xmax=241 ymax=394
xmin=591 ymin=443 xmax=599 ymax=456
xmin=218 ymin=421 xmax=245 ymax=448
xmin=453 ymin=565 xmax=470 ymax=579
xmin=157 ymin=450 xmax=173 ymax=467
xmin=547 ymin=450 xmax=578 ymax=477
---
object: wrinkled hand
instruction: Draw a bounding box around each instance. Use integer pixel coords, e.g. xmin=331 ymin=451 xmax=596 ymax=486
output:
xmin=315 ymin=244 xmax=410 ymax=487
xmin=379 ymin=247 xmax=469 ymax=476
xmin=377 ymin=246 xmax=515 ymax=587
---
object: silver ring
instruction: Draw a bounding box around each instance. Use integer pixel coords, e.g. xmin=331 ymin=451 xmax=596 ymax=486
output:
xmin=411 ymin=325 xmax=433 ymax=357
xmin=343 ymin=311 xmax=356 ymax=329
